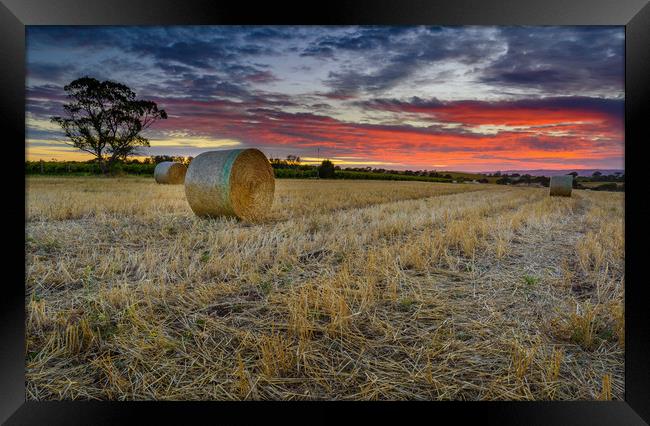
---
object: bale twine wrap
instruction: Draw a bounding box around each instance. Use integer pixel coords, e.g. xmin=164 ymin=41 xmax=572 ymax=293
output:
xmin=154 ymin=161 xmax=187 ymax=184
xmin=549 ymin=175 xmax=573 ymax=197
xmin=184 ymin=148 xmax=275 ymax=220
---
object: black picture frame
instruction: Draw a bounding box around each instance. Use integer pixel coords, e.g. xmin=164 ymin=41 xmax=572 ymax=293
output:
xmin=2 ymin=0 xmax=649 ymax=424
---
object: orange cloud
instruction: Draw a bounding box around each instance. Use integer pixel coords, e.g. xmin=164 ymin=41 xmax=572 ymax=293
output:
xmin=28 ymin=95 xmax=623 ymax=172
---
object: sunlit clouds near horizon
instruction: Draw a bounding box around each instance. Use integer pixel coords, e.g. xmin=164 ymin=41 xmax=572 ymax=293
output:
xmin=26 ymin=25 xmax=624 ymax=172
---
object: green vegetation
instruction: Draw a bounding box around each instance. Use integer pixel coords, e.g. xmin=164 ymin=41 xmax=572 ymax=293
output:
xmin=580 ymin=182 xmax=624 ymax=192
xmin=495 ymin=174 xmax=550 ymax=187
xmin=26 ymin=159 xmax=459 ymax=183
xmin=398 ymin=297 xmax=418 ymax=312
xmin=574 ymin=171 xmax=624 ymax=192
xmin=26 ymin=160 xmax=152 ymax=176
xmin=489 ymin=170 xmax=625 ymax=192
xmin=25 ymin=155 xmax=190 ymax=176
xmin=269 ymin=156 xmax=482 ymax=183
xmin=25 ymin=156 xmax=624 ymax=191
xmin=523 ymin=274 xmax=540 ymax=286
xmin=317 ymin=160 xmax=336 ymax=179
xmin=273 ymin=168 xmax=318 ymax=178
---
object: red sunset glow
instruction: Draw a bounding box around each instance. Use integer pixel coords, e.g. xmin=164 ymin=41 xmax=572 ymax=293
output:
xmin=26 ymin=26 xmax=624 ymax=172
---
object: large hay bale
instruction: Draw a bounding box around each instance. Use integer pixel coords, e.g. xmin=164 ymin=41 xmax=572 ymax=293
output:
xmin=154 ymin=161 xmax=187 ymax=184
xmin=184 ymin=148 xmax=275 ymax=220
xmin=549 ymin=175 xmax=573 ymax=197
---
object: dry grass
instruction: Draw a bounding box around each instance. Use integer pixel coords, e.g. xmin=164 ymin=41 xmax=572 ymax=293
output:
xmin=25 ymin=176 xmax=624 ymax=400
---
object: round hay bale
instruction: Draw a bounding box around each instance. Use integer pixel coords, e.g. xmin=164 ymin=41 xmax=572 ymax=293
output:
xmin=549 ymin=175 xmax=573 ymax=197
xmin=154 ymin=161 xmax=187 ymax=184
xmin=184 ymin=148 xmax=275 ymax=220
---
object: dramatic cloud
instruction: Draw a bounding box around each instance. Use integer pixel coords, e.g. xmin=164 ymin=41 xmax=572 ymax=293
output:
xmin=25 ymin=26 xmax=624 ymax=171
xmin=481 ymin=26 xmax=624 ymax=97
xmin=359 ymin=96 xmax=623 ymax=127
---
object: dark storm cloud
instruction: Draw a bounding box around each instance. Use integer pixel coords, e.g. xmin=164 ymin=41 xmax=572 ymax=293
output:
xmin=123 ymin=28 xmax=283 ymax=74
xmin=237 ymin=107 xmax=479 ymax=140
xmin=301 ymin=26 xmax=416 ymax=57
xmin=301 ymin=26 xmax=623 ymax=98
xmin=357 ymin=96 xmax=445 ymax=110
xmin=184 ymin=76 xmax=251 ymax=99
xmin=27 ymin=25 xmax=624 ymax=100
xmin=26 ymin=84 xmax=67 ymax=108
xmin=359 ymin=95 xmax=624 ymax=117
xmin=129 ymin=40 xmax=230 ymax=69
xmin=310 ymin=103 xmax=333 ymax=110
xmin=144 ymin=74 xmax=294 ymax=105
xmin=26 ymin=129 xmax=62 ymax=143
xmin=26 ymin=63 xmax=73 ymax=80
xmin=481 ymin=26 xmax=624 ymax=94
xmin=308 ymin=27 xmax=504 ymax=96
xmin=517 ymin=136 xmax=577 ymax=151
xmin=243 ymin=26 xmax=304 ymax=41
xmin=221 ymin=64 xmax=279 ymax=83
xmin=155 ymin=62 xmax=195 ymax=75
xmin=26 ymin=26 xmax=129 ymax=49
xmin=325 ymin=56 xmax=425 ymax=95
xmin=28 ymin=26 xmax=282 ymax=91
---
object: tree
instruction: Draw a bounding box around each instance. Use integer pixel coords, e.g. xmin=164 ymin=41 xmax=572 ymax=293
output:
xmin=286 ymin=155 xmax=301 ymax=167
xmin=567 ymin=172 xmax=579 ymax=178
xmin=51 ymin=77 xmax=167 ymax=174
xmin=318 ymin=159 xmax=336 ymax=178
xmin=592 ymin=171 xmax=602 ymax=177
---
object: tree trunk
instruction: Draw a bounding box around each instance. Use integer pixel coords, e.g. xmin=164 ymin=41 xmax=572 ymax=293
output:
xmin=107 ymin=156 xmax=118 ymax=176
xmin=98 ymin=158 xmax=108 ymax=175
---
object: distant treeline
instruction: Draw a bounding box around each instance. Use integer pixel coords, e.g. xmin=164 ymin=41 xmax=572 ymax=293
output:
xmin=333 ymin=170 xmax=453 ymax=182
xmin=26 ymin=156 xmax=459 ymax=184
xmin=491 ymin=170 xmax=624 ymax=191
xmin=488 ymin=170 xmax=624 ymax=182
xmin=271 ymin=156 xmax=459 ymax=180
xmin=494 ymin=174 xmax=550 ymax=187
xmin=25 ymin=156 xmax=192 ymax=175
xmin=584 ymin=182 xmax=625 ymax=192
xmin=24 ymin=157 xmax=624 ymax=191
xmin=26 ymin=160 xmax=154 ymax=176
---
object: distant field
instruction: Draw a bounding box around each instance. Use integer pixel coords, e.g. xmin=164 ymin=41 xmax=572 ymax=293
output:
xmin=579 ymin=181 xmax=624 ymax=189
xmin=25 ymin=177 xmax=624 ymax=400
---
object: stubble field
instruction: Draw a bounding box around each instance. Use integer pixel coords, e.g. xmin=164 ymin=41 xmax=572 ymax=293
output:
xmin=25 ymin=177 xmax=624 ymax=400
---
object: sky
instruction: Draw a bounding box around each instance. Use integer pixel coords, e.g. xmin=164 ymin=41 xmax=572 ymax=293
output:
xmin=25 ymin=25 xmax=624 ymax=172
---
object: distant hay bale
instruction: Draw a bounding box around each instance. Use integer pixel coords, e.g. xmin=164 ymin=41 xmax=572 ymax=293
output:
xmin=154 ymin=161 xmax=187 ymax=184
xmin=549 ymin=175 xmax=573 ymax=197
xmin=184 ymin=148 xmax=275 ymax=220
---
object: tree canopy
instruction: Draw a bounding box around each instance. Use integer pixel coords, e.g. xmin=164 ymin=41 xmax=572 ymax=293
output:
xmin=51 ymin=77 xmax=167 ymax=173
xmin=318 ymin=159 xmax=336 ymax=179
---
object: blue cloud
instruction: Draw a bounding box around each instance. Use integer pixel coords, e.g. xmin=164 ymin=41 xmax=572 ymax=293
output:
xmin=481 ymin=26 xmax=624 ymax=94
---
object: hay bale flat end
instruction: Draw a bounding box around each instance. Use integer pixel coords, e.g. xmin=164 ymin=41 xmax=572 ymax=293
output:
xmin=184 ymin=148 xmax=275 ymax=220
xmin=154 ymin=161 xmax=187 ymax=184
xmin=549 ymin=175 xmax=573 ymax=197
